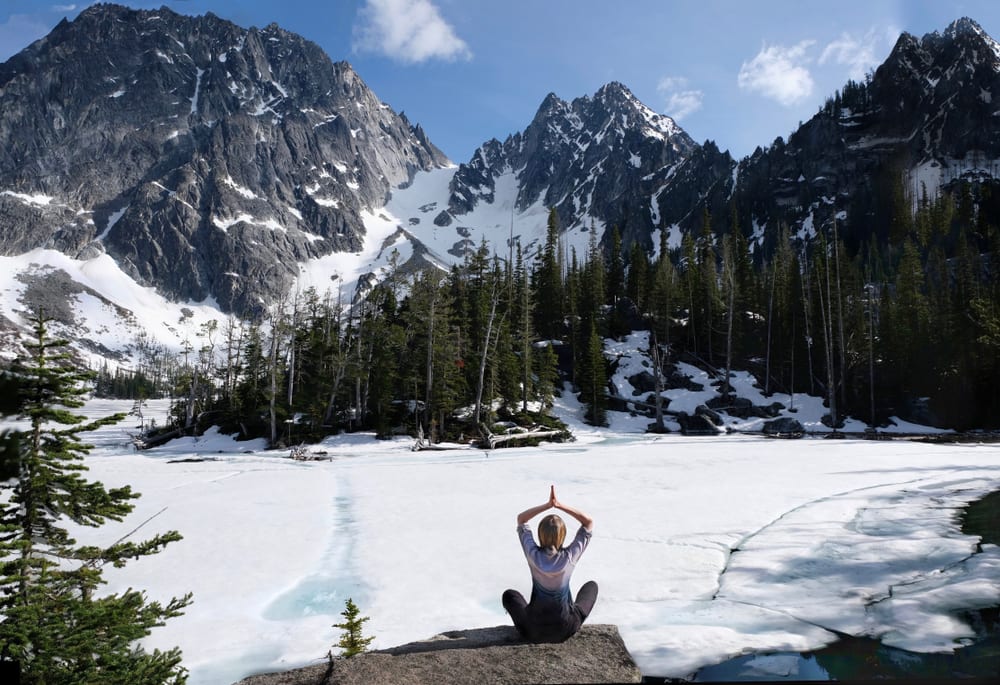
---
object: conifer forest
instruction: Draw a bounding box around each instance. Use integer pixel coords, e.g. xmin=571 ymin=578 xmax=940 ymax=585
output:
xmin=95 ymin=180 xmax=1000 ymax=442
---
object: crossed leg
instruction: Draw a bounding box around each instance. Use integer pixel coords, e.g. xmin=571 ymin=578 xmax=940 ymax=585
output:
xmin=575 ymin=580 xmax=598 ymax=620
xmin=501 ymin=589 xmax=529 ymax=637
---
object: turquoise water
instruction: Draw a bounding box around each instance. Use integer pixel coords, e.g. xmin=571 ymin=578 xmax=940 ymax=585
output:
xmin=683 ymin=621 xmax=999 ymax=681
xmin=262 ymin=494 xmax=369 ymax=620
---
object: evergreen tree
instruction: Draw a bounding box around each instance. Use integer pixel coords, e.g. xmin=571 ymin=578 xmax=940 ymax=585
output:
xmin=650 ymin=251 xmax=678 ymax=347
xmin=680 ymin=230 xmax=700 ymax=357
xmin=533 ymin=341 xmax=560 ymax=410
xmin=626 ymin=240 xmax=649 ymax=308
xmin=332 ymin=598 xmax=374 ymax=658
xmin=0 ymin=312 xmax=191 ymax=684
xmin=697 ymin=208 xmax=721 ymax=364
xmin=0 ymin=371 xmax=23 ymax=481
xmin=577 ymin=320 xmax=607 ymax=426
xmin=533 ymin=208 xmax=565 ymax=340
xmin=607 ymin=226 xmax=624 ymax=305
xmin=579 ymin=229 xmax=606 ymax=338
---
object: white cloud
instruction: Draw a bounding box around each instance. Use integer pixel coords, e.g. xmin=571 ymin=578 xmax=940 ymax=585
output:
xmin=353 ymin=0 xmax=471 ymax=64
xmin=820 ymin=31 xmax=877 ymax=80
xmin=52 ymin=4 xmax=77 ymax=11
xmin=737 ymin=40 xmax=815 ymax=106
xmin=656 ymin=76 xmax=703 ymax=121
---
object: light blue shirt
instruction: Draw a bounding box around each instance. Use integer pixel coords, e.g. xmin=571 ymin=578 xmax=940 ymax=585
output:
xmin=517 ymin=522 xmax=592 ymax=601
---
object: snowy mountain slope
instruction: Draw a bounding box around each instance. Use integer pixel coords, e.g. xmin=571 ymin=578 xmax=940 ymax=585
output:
xmin=0 ymin=3 xmax=448 ymax=314
xmin=4 ymin=9 xmax=1000 ymax=372
xmin=325 ymin=83 xmax=701 ymax=290
xmin=441 ymin=83 xmax=698 ymax=253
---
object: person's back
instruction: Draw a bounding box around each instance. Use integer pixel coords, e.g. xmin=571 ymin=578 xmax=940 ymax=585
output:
xmin=502 ymin=486 xmax=598 ymax=643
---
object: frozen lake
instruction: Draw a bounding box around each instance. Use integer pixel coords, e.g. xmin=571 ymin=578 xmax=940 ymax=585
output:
xmin=45 ymin=399 xmax=1000 ymax=684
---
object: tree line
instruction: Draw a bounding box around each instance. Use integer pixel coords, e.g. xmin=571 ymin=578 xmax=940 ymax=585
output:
xmin=91 ymin=177 xmax=1000 ymax=438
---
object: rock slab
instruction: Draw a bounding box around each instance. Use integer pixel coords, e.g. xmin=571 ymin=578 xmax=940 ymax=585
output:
xmin=233 ymin=624 xmax=642 ymax=685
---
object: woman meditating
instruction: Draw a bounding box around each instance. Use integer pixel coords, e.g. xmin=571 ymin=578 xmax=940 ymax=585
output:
xmin=502 ymin=486 xmax=598 ymax=643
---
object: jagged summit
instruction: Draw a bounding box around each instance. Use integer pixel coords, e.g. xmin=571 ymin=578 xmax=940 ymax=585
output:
xmin=943 ymin=16 xmax=994 ymax=42
xmin=593 ymin=81 xmax=683 ymax=140
xmin=442 ymin=82 xmax=696 ymax=247
xmin=651 ymin=14 xmax=1000 ymax=256
xmin=0 ymin=2 xmax=448 ymax=313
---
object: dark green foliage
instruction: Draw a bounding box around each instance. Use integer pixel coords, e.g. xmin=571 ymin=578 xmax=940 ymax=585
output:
xmin=332 ymin=598 xmax=374 ymax=658
xmin=577 ymin=320 xmax=608 ymax=426
xmin=119 ymin=177 xmax=1000 ymax=441
xmin=0 ymin=371 xmax=21 ymax=480
xmin=533 ymin=208 xmax=565 ymax=340
xmin=93 ymin=364 xmax=162 ymax=399
xmin=0 ymin=312 xmax=191 ymax=684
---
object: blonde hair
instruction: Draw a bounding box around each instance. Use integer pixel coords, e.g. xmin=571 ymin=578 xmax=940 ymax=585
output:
xmin=538 ymin=514 xmax=566 ymax=549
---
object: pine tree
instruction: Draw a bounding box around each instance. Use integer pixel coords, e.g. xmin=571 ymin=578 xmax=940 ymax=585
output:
xmin=607 ymin=226 xmax=624 ymax=305
xmin=626 ymin=240 xmax=648 ymax=308
xmin=697 ymin=208 xmax=720 ymax=364
xmin=0 ymin=312 xmax=191 ymax=684
xmin=332 ymin=598 xmax=374 ymax=658
xmin=577 ymin=320 xmax=607 ymax=426
xmin=532 ymin=208 xmax=565 ymax=341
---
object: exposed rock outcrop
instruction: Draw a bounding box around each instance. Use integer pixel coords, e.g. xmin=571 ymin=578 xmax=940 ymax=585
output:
xmin=0 ymin=3 xmax=448 ymax=313
xmin=233 ymin=624 xmax=642 ymax=685
xmin=447 ymin=82 xmax=697 ymax=251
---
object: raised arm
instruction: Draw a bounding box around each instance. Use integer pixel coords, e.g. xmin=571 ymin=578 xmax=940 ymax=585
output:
xmin=515 ymin=500 xmax=552 ymax=525
xmin=551 ymin=487 xmax=594 ymax=531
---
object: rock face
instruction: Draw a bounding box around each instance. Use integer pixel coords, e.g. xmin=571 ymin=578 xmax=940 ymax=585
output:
xmin=443 ymin=16 xmax=1000 ymax=260
xmin=0 ymin=3 xmax=447 ymax=313
xmin=3 ymin=7 xmax=1000 ymax=323
xmin=444 ymin=82 xmax=697 ymax=251
xmin=233 ymin=624 xmax=642 ymax=685
xmin=654 ymin=17 xmax=1000 ymax=249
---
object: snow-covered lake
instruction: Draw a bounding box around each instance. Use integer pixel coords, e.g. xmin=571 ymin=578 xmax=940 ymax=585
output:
xmin=39 ymin=396 xmax=1000 ymax=684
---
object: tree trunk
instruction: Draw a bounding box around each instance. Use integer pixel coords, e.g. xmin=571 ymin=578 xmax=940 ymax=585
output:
xmin=474 ymin=283 xmax=499 ymax=427
xmin=424 ymin=293 xmax=435 ymax=432
xmin=818 ymin=245 xmax=837 ymax=427
xmin=651 ymin=332 xmax=666 ymax=432
xmin=833 ymin=221 xmax=847 ymax=410
xmin=724 ymin=255 xmax=735 ymax=397
xmin=800 ymin=251 xmax=816 ymax=396
xmin=268 ymin=322 xmax=280 ymax=446
xmin=765 ymin=265 xmax=775 ymax=395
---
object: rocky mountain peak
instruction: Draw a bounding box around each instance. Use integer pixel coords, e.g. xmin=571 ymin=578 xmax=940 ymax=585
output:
xmin=944 ymin=16 xmax=991 ymax=41
xmin=443 ymin=82 xmax=696 ymax=247
xmin=649 ymin=14 xmax=1000 ymax=267
xmin=0 ymin=2 xmax=448 ymax=313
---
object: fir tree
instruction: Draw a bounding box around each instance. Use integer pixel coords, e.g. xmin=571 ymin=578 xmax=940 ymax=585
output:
xmin=533 ymin=208 xmax=565 ymax=340
xmin=332 ymin=597 xmax=374 ymax=658
xmin=577 ymin=321 xmax=607 ymax=426
xmin=607 ymin=226 xmax=624 ymax=305
xmin=0 ymin=312 xmax=191 ymax=684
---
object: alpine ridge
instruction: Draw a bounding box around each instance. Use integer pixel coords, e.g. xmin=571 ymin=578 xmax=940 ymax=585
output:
xmin=1 ymin=8 xmax=999 ymax=363
xmin=0 ymin=3 xmax=448 ymax=313
xmin=657 ymin=16 xmax=1000 ymax=251
xmin=443 ymin=82 xmax=696 ymax=251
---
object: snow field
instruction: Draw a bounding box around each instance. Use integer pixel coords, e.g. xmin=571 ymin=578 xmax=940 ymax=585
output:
xmin=50 ymin=399 xmax=1000 ymax=684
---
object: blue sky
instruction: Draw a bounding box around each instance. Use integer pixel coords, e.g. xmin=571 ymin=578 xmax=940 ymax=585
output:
xmin=3 ymin=1 xmax=1000 ymax=164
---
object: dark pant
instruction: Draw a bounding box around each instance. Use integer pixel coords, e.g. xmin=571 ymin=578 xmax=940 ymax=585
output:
xmin=502 ymin=581 xmax=598 ymax=643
